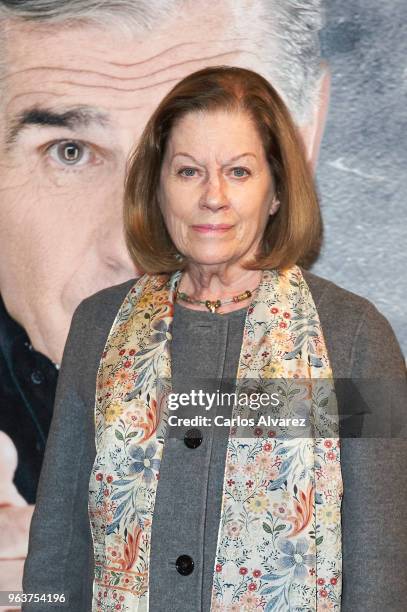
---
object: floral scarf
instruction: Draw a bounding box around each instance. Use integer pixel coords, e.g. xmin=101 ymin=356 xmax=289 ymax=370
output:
xmin=89 ymin=266 xmax=343 ymax=611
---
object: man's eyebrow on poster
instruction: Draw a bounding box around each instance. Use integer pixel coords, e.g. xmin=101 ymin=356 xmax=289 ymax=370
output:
xmin=6 ymin=106 xmax=110 ymax=144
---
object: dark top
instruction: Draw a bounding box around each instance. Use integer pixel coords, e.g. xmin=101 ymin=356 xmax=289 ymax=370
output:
xmin=0 ymin=294 xmax=58 ymax=503
xmin=22 ymin=269 xmax=407 ymax=611
xmin=149 ymin=302 xmax=247 ymax=611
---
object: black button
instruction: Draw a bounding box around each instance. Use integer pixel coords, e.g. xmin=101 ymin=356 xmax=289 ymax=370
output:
xmin=184 ymin=428 xmax=203 ymax=449
xmin=31 ymin=369 xmax=44 ymax=385
xmin=175 ymin=554 xmax=194 ymax=575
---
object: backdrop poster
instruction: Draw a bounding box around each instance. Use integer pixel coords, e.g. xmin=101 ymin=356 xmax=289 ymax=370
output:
xmin=0 ymin=0 xmax=405 ymax=605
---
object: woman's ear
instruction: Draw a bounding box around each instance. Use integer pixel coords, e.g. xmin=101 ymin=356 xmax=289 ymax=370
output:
xmin=298 ymin=62 xmax=331 ymax=171
xmin=269 ymin=195 xmax=281 ymax=216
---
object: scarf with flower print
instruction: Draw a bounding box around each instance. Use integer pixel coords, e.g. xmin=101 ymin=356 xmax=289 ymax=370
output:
xmin=89 ymin=265 xmax=343 ymax=611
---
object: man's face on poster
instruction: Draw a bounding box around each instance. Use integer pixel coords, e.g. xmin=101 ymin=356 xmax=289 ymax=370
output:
xmin=0 ymin=8 xmax=327 ymax=365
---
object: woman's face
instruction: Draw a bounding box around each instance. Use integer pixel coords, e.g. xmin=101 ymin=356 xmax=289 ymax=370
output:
xmin=158 ymin=109 xmax=279 ymax=268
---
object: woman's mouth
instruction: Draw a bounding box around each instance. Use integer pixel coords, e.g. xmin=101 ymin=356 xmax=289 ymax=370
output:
xmin=191 ymin=224 xmax=233 ymax=233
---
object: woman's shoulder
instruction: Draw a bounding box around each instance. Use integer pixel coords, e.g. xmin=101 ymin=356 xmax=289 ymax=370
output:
xmin=301 ymin=267 xmax=390 ymax=329
xmin=59 ymin=277 xmax=143 ymax=402
xmin=301 ymin=267 xmax=374 ymax=312
xmin=300 ymin=267 xmax=405 ymax=378
xmin=76 ymin=276 xmax=141 ymax=322
xmin=65 ymin=276 xmax=142 ymax=357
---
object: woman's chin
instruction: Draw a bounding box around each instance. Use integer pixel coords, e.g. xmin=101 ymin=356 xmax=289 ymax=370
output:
xmin=184 ymin=250 xmax=237 ymax=267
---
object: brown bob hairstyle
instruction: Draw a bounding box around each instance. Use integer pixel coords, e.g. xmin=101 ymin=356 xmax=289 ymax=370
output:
xmin=124 ymin=65 xmax=322 ymax=273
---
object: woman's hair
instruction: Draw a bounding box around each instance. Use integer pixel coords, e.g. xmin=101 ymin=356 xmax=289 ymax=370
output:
xmin=124 ymin=65 xmax=322 ymax=273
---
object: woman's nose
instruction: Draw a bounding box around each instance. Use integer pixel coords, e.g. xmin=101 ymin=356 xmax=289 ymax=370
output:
xmin=199 ymin=175 xmax=229 ymax=211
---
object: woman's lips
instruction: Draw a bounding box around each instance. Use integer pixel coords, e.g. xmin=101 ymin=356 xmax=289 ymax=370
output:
xmin=191 ymin=224 xmax=233 ymax=233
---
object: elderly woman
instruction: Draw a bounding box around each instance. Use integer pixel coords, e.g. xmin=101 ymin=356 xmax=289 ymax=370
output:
xmin=23 ymin=66 xmax=406 ymax=612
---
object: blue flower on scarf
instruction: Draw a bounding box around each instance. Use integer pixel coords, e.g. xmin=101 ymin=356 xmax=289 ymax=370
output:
xmin=128 ymin=442 xmax=160 ymax=484
xmin=277 ymin=538 xmax=316 ymax=580
xmin=150 ymin=318 xmax=171 ymax=345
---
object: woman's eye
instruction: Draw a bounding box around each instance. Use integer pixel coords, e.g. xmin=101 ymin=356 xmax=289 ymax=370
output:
xmin=178 ymin=167 xmax=197 ymax=177
xmin=231 ymin=167 xmax=249 ymax=177
xmin=46 ymin=141 xmax=93 ymax=167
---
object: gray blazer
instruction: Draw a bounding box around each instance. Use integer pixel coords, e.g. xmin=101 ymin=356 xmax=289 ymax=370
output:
xmin=22 ymin=269 xmax=407 ymax=611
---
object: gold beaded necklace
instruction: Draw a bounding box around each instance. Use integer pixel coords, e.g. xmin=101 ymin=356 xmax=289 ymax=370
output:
xmin=175 ymin=287 xmax=255 ymax=313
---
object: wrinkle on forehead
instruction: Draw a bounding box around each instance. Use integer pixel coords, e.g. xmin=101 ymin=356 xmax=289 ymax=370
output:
xmin=0 ymin=13 xmax=268 ymax=132
xmin=5 ymin=51 xmax=257 ymax=116
xmin=0 ymin=38 xmax=251 ymax=81
xmin=5 ymin=48 xmax=252 ymax=93
xmin=3 ymin=9 xmax=248 ymax=63
xmin=2 ymin=7 xmax=262 ymax=84
xmin=38 ymin=49 xmax=252 ymax=90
